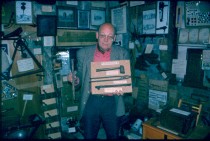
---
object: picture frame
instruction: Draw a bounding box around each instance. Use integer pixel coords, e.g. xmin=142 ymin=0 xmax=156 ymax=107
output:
xmin=91 ymin=9 xmax=105 ymax=26
xmin=37 ymin=15 xmax=57 ymax=37
xmin=57 ymin=6 xmax=77 ymax=29
xmin=15 ymin=1 xmax=33 ymax=24
xmin=1 ymin=40 xmax=12 ymax=78
xmin=78 ymin=10 xmax=90 ymax=29
xmin=142 ymin=9 xmax=156 ymax=34
xmin=156 ymin=1 xmax=170 ymax=34
xmin=56 ymin=29 xmax=97 ymax=46
xmin=111 ymin=5 xmax=127 ymax=34
xmin=91 ymin=1 xmax=106 ymax=8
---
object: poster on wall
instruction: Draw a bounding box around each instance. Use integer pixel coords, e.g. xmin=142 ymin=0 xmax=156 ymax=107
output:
xmin=78 ymin=10 xmax=90 ymax=29
xmin=142 ymin=9 xmax=156 ymax=34
xmin=1 ymin=41 xmax=12 ymax=76
xmin=111 ymin=5 xmax=127 ymax=34
xmin=156 ymin=1 xmax=170 ymax=34
xmin=57 ymin=6 xmax=77 ymax=29
xmin=91 ymin=9 xmax=105 ymax=26
xmin=16 ymin=1 xmax=33 ymax=24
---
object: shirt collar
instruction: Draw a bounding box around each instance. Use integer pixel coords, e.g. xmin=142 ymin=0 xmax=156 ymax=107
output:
xmin=95 ymin=45 xmax=111 ymax=56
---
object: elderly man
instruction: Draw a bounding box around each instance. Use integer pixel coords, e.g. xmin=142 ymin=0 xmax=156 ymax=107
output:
xmin=68 ymin=23 xmax=130 ymax=139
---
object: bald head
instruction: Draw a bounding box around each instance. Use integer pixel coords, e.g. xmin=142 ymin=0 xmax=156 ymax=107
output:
xmin=98 ymin=23 xmax=116 ymax=35
xmin=96 ymin=23 xmax=116 ymax=53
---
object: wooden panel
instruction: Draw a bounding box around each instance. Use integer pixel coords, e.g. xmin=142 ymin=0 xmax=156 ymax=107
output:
xmin=44 ymin=109 xmax=58 ymax=118
xmin=56 ymin=29 xmax=96 ymax=46
xmin=46 ymin=121 xmax=60 ymax=129
xmin=41 ymin=84 xmax=55 ymax=94
xmin=143 ymin=119 xmax=182 ymax=139
xmin=47 ymin=132 xmax=62 ymax=139
xmin=143 ymin=124 xmax=164 ymax=139
xmin=42 ymin=98 xmax=56 ymax=105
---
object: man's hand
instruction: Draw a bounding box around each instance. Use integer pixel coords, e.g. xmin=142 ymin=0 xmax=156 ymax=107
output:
xmin=67 ymin=72 xmax=79 ymax=85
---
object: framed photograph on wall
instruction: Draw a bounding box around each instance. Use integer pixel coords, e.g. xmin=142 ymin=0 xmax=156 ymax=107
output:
xmin=57 ymin=6 xmax=77 ymax=28
xmin=91 ymin=9 xmax=105 ymax=26
xmin=16 ymin=1 xmax=33 ymax=24
xmin=91 ymin=1 xmax=106 ymax=8
xmin=37 ymin=15 xmax=57 ymax=37
xmin=1 ymin=40 xmax=12 ymax=78
xmin=111 ymin=5 xmax=127 ymax=33
xmin=142 ymin=9 xmax=156 ymax=34
xmin=78 ymin=10 xmax=90 ymax=29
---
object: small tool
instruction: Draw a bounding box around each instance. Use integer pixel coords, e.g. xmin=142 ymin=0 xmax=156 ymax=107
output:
xmin=95 ymin=83 xmax=131 ymax=90
xmin=91 ymin=75 xmax=130 ymax=80
xmin=96 ymin=65 xmax=125 ymax=74
xmin=90 ymin=75 xmax=131 ymax=83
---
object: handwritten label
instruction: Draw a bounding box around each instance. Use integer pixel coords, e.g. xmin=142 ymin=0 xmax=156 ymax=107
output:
xmin=17 ymin=58 xmax=34 ymax=72
xmin=23 ymin=94 xmax=33 ymax=100
xmin=101 ymin=61 xmax=119 ymax=66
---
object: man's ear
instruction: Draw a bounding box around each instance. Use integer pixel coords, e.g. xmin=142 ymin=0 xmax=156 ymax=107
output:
xmin=96 ymin=32 xmax=99 ymax=39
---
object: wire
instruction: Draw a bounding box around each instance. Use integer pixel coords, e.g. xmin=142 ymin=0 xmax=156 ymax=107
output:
xmin=4 ymin=12 xmax=15 ymax=29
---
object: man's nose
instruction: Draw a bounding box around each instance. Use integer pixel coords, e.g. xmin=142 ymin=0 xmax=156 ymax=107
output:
xmin=104 ymin=36 xmax=109 ymax=41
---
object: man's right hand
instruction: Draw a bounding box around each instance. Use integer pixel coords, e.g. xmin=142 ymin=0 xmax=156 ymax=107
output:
xmin=67 ymin=72 xmax=79 ymax=85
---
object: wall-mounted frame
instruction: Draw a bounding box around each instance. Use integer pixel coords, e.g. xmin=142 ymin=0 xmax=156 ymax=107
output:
xmin=185 ymin=1 xmax=210 ymax=27
xmin=57 ymin=6 xmax=77 ymax=29
xmin=143 ymin=9 xmax=156 ymax=34
xmin=78 ymin=10 xmax=90 ymax=29
xmin=156 ymin=1 xmax=170 ymax=34
xmin=37 ymin=15 xmax=57 ymax=37
xmin=1 ymin=41 xmax=12 ymax=77
xmin=56 ymin=29 xmax=97 ymax=46
xmin=91 ymin=1 xmax=106 ymax=8
xmin=111 ymin=5 xmax=127 ymax=34
xmin=16 ymin=1 xmax=33 ymax=24
xmin=91 ymin=9 xmax=105 ymax=26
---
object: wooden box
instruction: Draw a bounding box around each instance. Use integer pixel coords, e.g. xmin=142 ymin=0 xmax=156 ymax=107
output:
xmin=90 ymin=60 xmax=132 ymax=94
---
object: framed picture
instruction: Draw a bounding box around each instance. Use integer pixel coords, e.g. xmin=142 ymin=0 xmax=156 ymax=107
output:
xmin=91 ymin=1 xmax=106 ymax=8
xmin=142 ymin=9 xmax=156 ymax=34
xmin=37 ymin=15 xmax=57 ymax=37
xmin=91 ymin=9 xmax=105 ymax=26
xmin=156 ymin=1 xmax=170 ymax=34
xmin=78 ymin=10 xmax=90 ymax=29
xmin=111 ymin=5 xmax=127 ymax=33
xmin=1 ymin=40 xmax=12 ymax=78
xmin=56 ymin=29 xmax=96 ymax=46
xmin=16 ymin=1 xmax=33 ymax=24
xmin=57 ymin=6 xmax=77 ymax=29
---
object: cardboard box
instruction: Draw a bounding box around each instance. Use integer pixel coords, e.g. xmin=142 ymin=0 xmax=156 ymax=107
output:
xmin=91 ymin=60 xmax=132 ymax=94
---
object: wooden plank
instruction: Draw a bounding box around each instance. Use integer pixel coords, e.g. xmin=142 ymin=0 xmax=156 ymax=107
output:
xmin=47 ymin=132 xmax=62 ymax=139
xmin=42 ymin=98 xmax=57 ymax=105
xmin=46 ymin=121 xmax=60 ymax=129
xmin=44 ymin=109 xmax=58 ymax=117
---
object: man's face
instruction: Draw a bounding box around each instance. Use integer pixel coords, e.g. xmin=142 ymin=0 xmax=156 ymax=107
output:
xmin=96 ymin=24 xmax=116 ymax=52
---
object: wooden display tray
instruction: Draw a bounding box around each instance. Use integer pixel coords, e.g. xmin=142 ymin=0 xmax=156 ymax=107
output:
xmin=91 ymin=60 xmax=132 ymax=94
